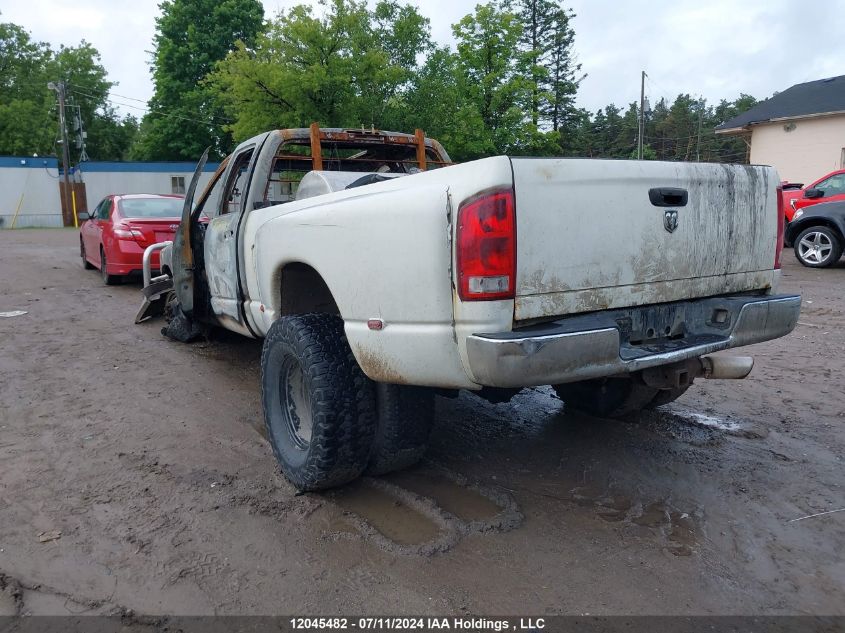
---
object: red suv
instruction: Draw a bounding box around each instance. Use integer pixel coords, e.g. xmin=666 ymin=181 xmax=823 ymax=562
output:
xmin=783 ymin=169 xmax=845 ymax=222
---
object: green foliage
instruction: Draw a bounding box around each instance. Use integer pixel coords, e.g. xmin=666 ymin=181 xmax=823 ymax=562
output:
xmin=208 ymin=0 xmax=432 ymax=142
xmin=2 ymin=2 xmax=761 ymax=166
xmin=132 ymin=0 xmax=265 ymax=160
xmin=202 ymin=0 xmax=757 ymax=164
xmin=507 ymin=0 xmax=581 ymax=133
xmin=0 ymin=18 xmax=137 ymax=160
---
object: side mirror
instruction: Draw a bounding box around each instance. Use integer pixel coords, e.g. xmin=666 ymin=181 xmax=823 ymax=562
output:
xmin=804 ymin=188 xmax=824 ymax=199
xmin=77 ymin=211 xmax=90 ymax=221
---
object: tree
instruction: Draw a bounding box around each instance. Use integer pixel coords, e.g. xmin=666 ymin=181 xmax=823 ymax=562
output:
xmin=543 ymin=7 xmax=582 ymax=133
xmin=132 ymin=0 xmax=265 ymax=160
xmin=207 ymin=0 xmax=432 ymax=141
xmin=0 ymin=18 xmax=136 ymax=160
xmin=563 ymin=93 xmax=758 ymax=163
xmin=452 ymin=2 xmax=533 ymax=156
xmin=403 ymin=46 xmax=491 ymax=161
xmin=510 ymin=0 xmax=557 ymax=127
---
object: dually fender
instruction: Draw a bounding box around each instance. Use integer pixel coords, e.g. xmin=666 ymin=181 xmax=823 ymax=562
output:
xmin=245 ymin=182 xmax=477 ymax=388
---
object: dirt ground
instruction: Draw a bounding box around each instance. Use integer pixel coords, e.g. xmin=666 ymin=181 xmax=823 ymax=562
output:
xmin=0 ymin=228 xmax=843 ymax=616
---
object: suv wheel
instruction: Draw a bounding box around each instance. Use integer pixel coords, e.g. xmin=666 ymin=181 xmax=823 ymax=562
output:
xmin=794 ymin=226 xmax=843 ymax=268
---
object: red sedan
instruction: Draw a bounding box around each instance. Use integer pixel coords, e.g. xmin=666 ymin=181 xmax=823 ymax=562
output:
xmin=80 ymin=194 xmax=183 ymax=285
xmin=783 ymin=169 xmax=845 ymax=222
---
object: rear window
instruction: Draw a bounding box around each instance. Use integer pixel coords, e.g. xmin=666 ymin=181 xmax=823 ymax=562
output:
xmin=119 ymin=197 xmax=183 ymax=218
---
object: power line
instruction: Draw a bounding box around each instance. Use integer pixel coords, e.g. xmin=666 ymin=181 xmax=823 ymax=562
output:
xmin=67 ymin=86 xmax=232 ymax=126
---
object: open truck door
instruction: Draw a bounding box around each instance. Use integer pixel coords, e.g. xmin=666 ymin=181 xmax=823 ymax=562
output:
xmin=135 ymin=148 xmax=209 ymax=325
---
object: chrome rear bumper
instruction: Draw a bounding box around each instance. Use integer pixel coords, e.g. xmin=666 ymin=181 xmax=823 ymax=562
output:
xmin=466 ymin=294 xmax=801 ymax=388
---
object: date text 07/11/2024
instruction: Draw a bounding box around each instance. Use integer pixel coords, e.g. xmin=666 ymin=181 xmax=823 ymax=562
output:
xmin=289 ymin=617 xmax=546 ymax=631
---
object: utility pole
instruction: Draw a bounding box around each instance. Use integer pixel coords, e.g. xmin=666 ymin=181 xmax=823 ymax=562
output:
xmin=48 ymin=81 xmax=73 ymax=226
xmin=696 ymin=98 xmax=703 ymax=162
xmin=71 ymin=104 xmax=89 ymax=163
xmin=638 ymin=70 xmax=646 ymax=160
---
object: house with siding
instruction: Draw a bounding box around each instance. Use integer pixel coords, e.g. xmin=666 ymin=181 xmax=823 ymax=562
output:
xmin=715 ymin=75 xmax=845 ymax=184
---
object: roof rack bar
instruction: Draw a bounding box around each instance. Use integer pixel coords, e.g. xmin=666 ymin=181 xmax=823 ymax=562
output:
xmin=415 ymin=128 xmax=427 ymax=171
xmin=310 ymin=122 xmax=323 ymax=171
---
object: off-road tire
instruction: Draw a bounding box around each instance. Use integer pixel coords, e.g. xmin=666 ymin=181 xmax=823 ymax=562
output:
xmin=366 ymin=383 xmax=435 ymax=476
xmin=80 ymin=239 xmax=95 ymax=269
xmin=647 ymin=385 xmax=691 ymax=408
xmin=793 ymin=225 xmax=843 ymax=268
xmin=553 ymin=376 xmax=659 ymax=418
xmin=100 ymin=249 xmax=121 ymax=285
xmin=261 ymin=314 xmax=376 ymax=491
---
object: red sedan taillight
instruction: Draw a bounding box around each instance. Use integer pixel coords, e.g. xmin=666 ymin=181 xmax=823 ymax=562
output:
xmin=113 ymin=223 xmax=145 ymax=243
xmin=456 ymin=189 xmax=516 ymax=301
xmin=775 ymin=185 xmax=784 ymax=269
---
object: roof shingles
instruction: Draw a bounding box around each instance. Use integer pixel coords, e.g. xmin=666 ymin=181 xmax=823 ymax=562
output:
xmin=716 ymin=75 xmax=845 ymax=132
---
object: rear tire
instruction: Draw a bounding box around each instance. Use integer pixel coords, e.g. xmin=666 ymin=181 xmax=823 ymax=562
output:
xmin=553 ymin=376 xmax=659 ymax=418
xmin=80 ymin=239 xmax=95 ymax=269
xmin=367 ymin=383 xmax=435 ymax=476
xmin=100 ymin=249 xmax=122 ymax=285
xmin=794 ymin=226 xmax=843 ymax=268
xmin=261 ymin=314 xmax=376 ymax=491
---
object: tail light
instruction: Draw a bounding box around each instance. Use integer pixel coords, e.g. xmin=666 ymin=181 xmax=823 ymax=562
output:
xmin=113 ymin=224 xmax=145 ymax=242
xmin=775 ymin=185 xmax=784 ymax=269
xmin=456 ymin=189 xmax=516 ymax=301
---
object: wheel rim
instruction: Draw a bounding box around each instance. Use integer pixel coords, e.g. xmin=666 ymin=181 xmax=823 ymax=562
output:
xmin=279 ymin=356 xmax=313 ymax=450
xmin=101 ymin=251 xmax=107 ymax=281
xmin=798 ymin=231 xmax=833 ymax=264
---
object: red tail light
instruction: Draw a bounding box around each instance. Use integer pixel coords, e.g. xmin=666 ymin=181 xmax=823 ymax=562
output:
xmin=457 ymin=189 xmax=516 ymax=301
xmin=113 ymin=223 xmax=145 ymax=243
xmin=775 ymin=185 xmax=784 ymax=269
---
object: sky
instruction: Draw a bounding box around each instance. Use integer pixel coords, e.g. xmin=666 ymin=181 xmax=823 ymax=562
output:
xmin=2 ymin=0 xmax=843 ymax=118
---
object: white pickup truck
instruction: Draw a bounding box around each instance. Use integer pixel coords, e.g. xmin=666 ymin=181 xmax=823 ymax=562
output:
xmin=138 ymin=126 xmax=800 ymax=491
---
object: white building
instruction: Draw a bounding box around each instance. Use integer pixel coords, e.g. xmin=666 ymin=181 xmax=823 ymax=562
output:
xmin=0 ymin=157 xmax=220 ymax=228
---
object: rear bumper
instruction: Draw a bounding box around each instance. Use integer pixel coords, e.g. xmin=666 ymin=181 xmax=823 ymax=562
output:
xmin=105 ymin=239 xmax=161 ymax=275
xmin=465 ymin=294 xmax=801 ymax=388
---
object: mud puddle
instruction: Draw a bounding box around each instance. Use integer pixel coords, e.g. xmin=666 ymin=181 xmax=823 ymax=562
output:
xmin=329 ymin=479 xmax=444 ymax=546
xmin=383 ymin=470 xmax=502 ymax=523
xmin=323 ymin=469 xmax=522 ymax=555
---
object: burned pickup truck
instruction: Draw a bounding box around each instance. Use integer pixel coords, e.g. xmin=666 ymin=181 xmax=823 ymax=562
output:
xmin=138 ymin=124 xmax=800 ymax=491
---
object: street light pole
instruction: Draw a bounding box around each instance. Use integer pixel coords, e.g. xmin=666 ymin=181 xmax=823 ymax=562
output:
xmin=48 ymin=81 xmax=73 ymax=226
xmin=638 ymin=70 xmax=646 ymax=160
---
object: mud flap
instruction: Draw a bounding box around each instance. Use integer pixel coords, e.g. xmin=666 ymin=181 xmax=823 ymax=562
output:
xmin=134 ymin=278 xmax=174 ymax=324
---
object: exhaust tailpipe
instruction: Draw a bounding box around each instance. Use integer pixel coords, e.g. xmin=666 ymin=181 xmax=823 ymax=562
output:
xmin=700 ymin=355 xmax=753 ymax=380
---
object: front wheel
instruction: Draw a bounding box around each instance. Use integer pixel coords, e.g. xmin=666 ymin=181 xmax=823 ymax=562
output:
xmin=794 ymin=226 xmax=843 ymax=268
xmin=260 ymin=314 xmax=376 ymax=491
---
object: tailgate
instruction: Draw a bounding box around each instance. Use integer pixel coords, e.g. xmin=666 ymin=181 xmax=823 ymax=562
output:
xmin=511 ymin=158 xmax=779 ymax=322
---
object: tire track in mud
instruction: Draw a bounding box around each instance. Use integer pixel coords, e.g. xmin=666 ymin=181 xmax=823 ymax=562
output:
xmin=321 ymin=467 xmax=523 ymax=556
